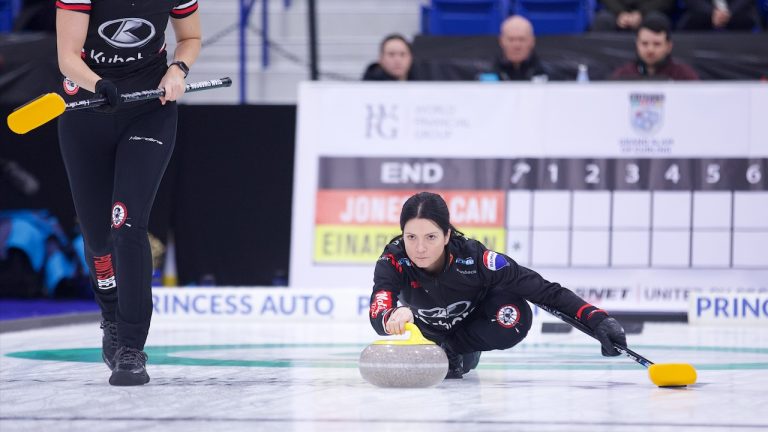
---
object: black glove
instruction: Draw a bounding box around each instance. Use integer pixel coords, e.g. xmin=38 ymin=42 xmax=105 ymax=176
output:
xmin=593 ymin=317 xmax=627 ymax=357
xmin=95 ymin=79 xmax=120 ymax=113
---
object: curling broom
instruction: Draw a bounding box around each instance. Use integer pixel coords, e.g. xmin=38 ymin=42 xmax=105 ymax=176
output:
xmin=536 ymin=303 xmax=697 ymax=387
xmin=7 ymin=77 xmax=232 ymax=135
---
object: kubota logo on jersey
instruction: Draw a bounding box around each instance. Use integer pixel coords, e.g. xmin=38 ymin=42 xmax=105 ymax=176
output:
xmin=98 ymin=18 xmax=156 ymax=49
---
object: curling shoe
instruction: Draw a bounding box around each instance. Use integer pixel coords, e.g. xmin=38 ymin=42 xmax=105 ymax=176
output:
xmin=441 ymin=343 xmax=465 ymax=379
xmin=100 ymin=320 xmax=118 ymax=371
xmin=462 ymin=351 xmax=482 ymax=374
xmin=109 ymin=346 xmax=150 ymax=386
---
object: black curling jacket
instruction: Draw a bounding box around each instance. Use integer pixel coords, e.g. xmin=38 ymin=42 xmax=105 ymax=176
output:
xmin=55 ymin=0 xmax=199 ymax=104
xmin=369 ymin=235 xmax=608 ymax=336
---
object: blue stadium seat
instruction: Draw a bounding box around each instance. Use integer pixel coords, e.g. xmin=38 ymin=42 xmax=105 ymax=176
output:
xmin=0 ymin=0 xmax=21 ymax=33
xmin=513 ymin=0 xmax=595 ymax=34
xmin=426 ymin=0 xmax=511 ymax=35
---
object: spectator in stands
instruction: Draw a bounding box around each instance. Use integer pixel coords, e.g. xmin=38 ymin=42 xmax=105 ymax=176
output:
xmin=362 ymin=34 xmax=415 ymax=81
xmin=610 ymin=13 xmax=699 ymax=80
xmin=677 ymin=0 xmax=760 ymax=31
xmin=490 ymin=15 xmax=549 ymax=81
xmin=592 ymin=0 xmax=676 ymax=31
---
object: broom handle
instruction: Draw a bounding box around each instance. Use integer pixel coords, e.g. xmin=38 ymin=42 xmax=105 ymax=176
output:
xmin=65 ymin=77 xmax=232 ymax=111
xmin=535 ymin=303 xmax=654 ymax=368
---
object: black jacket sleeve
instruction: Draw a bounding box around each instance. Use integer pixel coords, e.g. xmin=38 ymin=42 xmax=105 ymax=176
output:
xmin=369 ymin=251 xmax=406 ymax=335
xmin=477 ymin=247 xmax=609 ymax=330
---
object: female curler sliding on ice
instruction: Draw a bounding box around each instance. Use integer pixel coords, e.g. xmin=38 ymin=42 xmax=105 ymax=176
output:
xmin=368 ymin=192 xmax=628 ymax=378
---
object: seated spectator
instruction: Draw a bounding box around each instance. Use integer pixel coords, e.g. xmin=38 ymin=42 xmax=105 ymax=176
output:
xmin=491 ymin=15 xmax=549 ymax=81
xmin=611 ymin=13 xmax=700 ymax=80
xmin=592 ymin=0 xmax=676 ymax=31
xmin=677 ymin=0 xmax=759 ymax=31
xmin=362 ymin=34 xmax=415 ymax=81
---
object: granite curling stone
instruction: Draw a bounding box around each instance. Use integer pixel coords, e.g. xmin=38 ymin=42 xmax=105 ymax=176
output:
xmin=359 ymin=322 xmax=448 ymax=388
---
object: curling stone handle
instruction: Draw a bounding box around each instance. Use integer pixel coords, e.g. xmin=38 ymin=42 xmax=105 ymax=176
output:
xmin=404 ymin=323 xmax=434 ymax=345
xmin=373 ymin=322 xmax=436 ymax=345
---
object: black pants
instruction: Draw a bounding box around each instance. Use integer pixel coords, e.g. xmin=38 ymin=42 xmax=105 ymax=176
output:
xmin=58 ymin=100 xmax=177 ymax=350
xmin=420 ymin=284 xmax=533 ymax=354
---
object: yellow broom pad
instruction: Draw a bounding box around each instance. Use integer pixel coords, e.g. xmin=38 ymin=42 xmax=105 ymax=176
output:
xmin=648 ymin=363 xmax=698 ymax=387
xmin=7 ymin=93 xmax=66 ymax=135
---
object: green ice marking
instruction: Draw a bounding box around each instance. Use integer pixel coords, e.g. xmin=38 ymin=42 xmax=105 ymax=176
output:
xmin=5 ymin=343 xmax=365 ymax=369
xmin=5 ymin=343 xmax=768 ymax=370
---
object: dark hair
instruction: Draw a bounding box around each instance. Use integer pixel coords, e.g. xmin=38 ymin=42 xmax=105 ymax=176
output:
xmin=639 ymin=12 xmax=672 ymax=40
xmin=395 ymin=192 xmax=464 ymax=240
xmin=379 ymin=33 xmax=412 ymax=55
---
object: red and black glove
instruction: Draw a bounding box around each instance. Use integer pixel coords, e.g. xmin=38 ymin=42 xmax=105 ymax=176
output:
xmin=579 ymin=304 xmax=627 ymax=357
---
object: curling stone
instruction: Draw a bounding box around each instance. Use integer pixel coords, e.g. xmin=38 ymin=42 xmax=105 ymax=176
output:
xmin=359 ymin=322 xmax=448 ymax=388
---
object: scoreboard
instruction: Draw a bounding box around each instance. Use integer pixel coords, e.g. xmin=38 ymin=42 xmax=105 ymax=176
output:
xmin=291 ymin=82 xmax=768 ymax=312
xmin=315 ymin=157 xmax=767 ymax=269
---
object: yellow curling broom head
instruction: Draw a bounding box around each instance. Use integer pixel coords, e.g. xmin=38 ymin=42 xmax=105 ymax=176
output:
xmin=373 ymin=322 xmax=435 ymax=346
xmin=7 ymin=93 xmax=66 ymax=135
xmin=648 ymin=363 xmax=698 ymax=387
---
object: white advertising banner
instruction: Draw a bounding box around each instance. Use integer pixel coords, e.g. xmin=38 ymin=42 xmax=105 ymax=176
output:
xmin=151 ymin=288 xmax=370 ymax=322
xmin=689 ymin=292 xmax=768 ymax=325
xmin=291 ymin=82 xmax=768 ymax=313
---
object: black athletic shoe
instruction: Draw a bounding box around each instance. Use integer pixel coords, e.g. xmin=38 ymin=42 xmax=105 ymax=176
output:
xmin=100 ymin=320 xmax=118 ymax=371
xmin=109 ymin=347 xmax=150 ymax=386
xmin=441 ymin=343 xmax=464 ymax=379
xmin=462 ymin=351 xmax=482 ymax=374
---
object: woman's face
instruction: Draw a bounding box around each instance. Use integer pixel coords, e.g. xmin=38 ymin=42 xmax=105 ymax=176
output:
xmin=403 ymin=218 xmax=449 ymax=273
xmin=379 ymin=39 xmax=412 ymax=80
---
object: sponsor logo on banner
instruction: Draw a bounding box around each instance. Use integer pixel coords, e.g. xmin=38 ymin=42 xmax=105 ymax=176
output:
xmin=619 ymin=93 xmax=674 ymax=154
xmin=629 ymin=93 xmax=664 ymax=135
xmin=152 ymin=289 xmax=337 ymax=317
xmin=411 ymin=103 xmax=470 ymax=140
xmin=689 ymin=294 xmax=768 ymax=325
xmin=483 ymin=250 xmax=508 ymax=271
xmin=365 ymin=104 xmax=398 ymax=139
xmin=63 ymin=78 xmax=79 ymax=95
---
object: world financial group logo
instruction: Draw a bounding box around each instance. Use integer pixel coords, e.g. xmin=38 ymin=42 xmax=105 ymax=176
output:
xmin=629 ymin=93 xmax=665 ymax=135
xmin=365 ymin=104 xmax=399 ymax=139
xmin=98 ymin=18 xmax=156 ymax=49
